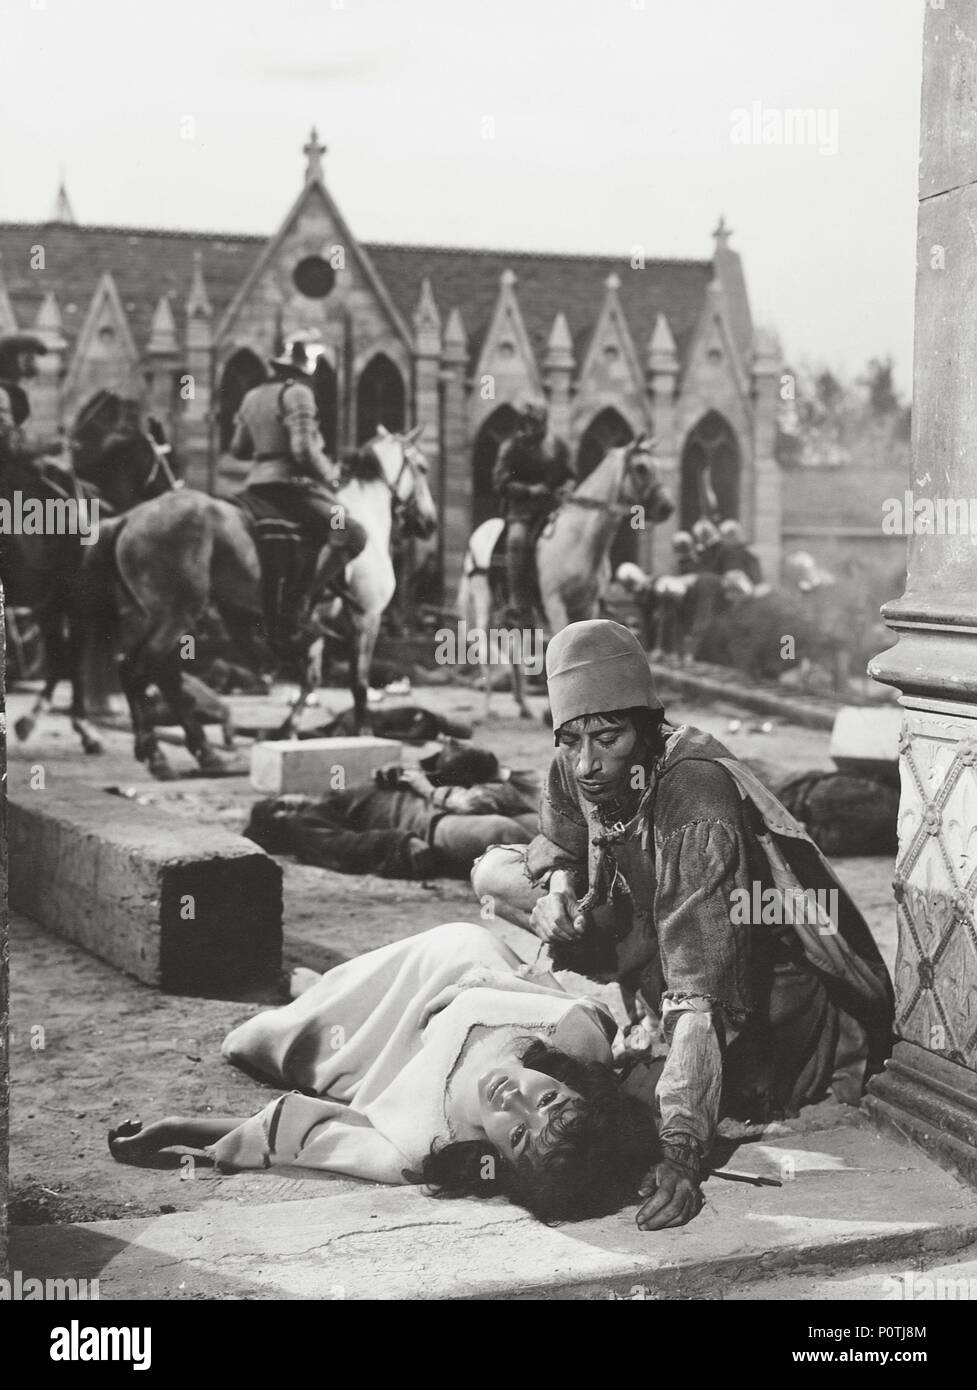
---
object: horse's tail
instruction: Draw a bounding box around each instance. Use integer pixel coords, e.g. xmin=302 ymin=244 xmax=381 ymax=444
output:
xmin=79 ymin=519 xmax=125 ymax=713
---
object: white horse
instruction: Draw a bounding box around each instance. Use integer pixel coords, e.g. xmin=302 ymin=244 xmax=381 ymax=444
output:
xmin=83 ymin=425 xmax=437 ymax=777
xmin=456 ymin=435 xmax=674 ymax=718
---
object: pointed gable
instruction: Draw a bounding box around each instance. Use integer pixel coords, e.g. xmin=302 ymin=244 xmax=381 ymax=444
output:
xmin=472 ymin=269 xmax=541 ymax=420
xmin=148 ymin=294 xmax=179 ymax=355
xmin=216 ymin=173 xmax=411 ymax=353
xmin=63 ymin=271 xmax=141 ymax=408
xmin=578 ymin=273 xmax=645 ymax=394
xmin=34 ymin=291 xmax=66 ymax=349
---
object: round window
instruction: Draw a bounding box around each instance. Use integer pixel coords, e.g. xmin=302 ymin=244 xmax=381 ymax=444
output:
xmin=293 ymin=256 xmax=335 ymax=299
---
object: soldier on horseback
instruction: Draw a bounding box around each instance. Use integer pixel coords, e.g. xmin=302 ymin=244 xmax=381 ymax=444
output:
xmin=492 ymin=398 xmax=573 ymax=621
xmin=230 ymin=335 xmax=368 ymax=656
xmin=0 ymin=332 xmax=47 ymax=460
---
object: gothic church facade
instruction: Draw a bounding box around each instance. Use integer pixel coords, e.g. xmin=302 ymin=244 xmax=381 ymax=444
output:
xmin=0 ymin=133 xmax=783 ymax=590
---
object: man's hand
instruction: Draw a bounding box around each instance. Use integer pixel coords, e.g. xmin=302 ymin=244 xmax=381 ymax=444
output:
xmin=397 ymin=769 xmax=436 ymax=799
xmin=636 ymin=1159 xmax=704 ymax=1231
xmin=530 ymin=868 xmax=587 ymax=943
xmin=444 ymin=786 xmax=497 ymax=814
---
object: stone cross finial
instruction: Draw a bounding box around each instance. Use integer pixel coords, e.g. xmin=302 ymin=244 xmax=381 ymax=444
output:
xmin=713 ymin=214 xmax=732 ymax=249
xmin=304 ymin=127 xmax=327 ymax=183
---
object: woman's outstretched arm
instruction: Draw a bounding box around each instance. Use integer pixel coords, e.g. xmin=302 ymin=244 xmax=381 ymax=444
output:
xmin=109 ymin=1115 xmax=247 ymax=1166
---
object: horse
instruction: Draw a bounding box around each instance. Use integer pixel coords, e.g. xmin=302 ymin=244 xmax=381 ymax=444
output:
xmin=456 ymin=434 xmax=674 ymax=718
xmin=0 ymin=386 xmax=181 ymax=753
xmin=81 ymin=425 xmax=437 ymax=778
xmin=0 ymin=446 xmax=108 ymax=753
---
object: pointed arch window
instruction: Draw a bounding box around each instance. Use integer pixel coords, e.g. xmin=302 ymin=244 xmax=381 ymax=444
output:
xmin=356 ymin=354 xmax=405 ymax=444
xmin=217 ymin=348 xmax=267 ymax=452
xmin=471 ymin=404 xmax=521 ymax=528
xmin=679 ymin=411 xmax=740 ymax=529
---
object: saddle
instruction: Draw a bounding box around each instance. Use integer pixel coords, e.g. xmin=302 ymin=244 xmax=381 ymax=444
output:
xmin=482 ymin=515 xmax=551 ymax=617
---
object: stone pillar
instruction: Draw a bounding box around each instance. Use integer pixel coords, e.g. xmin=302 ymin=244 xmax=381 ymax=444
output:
xmin=864 ymin=1 xmax=977 ymax=1186
xmin=749 ymin=327 xmax=783 ymax=583
xmin=0 ymin=597 xmax=8 ymax=1280
xmin=543 ymin=313 xmax=574 ymax=441
xmin=146 ymin=295 xmax=179 ymax=434
xmin=410 ymin=279 xmax=442 ymax=581
xmin=441 ymin=307 xmax=470 ymax=600
xmin=646 ymin=313 xmax=680 ymax=572
xmin=31 ymin=292 xmax=66 ymax=451
xmin=181 ymin=252 xmax=215 ymax=492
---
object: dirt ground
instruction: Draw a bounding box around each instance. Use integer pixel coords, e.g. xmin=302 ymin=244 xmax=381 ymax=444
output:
xmin=5 ymin=678 xmax=898 ymax=1228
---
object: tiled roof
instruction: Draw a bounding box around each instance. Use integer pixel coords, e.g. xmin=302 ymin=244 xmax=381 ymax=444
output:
xmin=0 ymin=221 xmax=713 ymax=369
xmin=364 ymin=243 xmax=714 ymax=367
xmin=0 ymin=223 xmax=264 ymax=354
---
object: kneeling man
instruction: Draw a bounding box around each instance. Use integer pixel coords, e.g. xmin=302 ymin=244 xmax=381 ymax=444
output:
xmin=472 ymin=619 xmax=894 ymax=1230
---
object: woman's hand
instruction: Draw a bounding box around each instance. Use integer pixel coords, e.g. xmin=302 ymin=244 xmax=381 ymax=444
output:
xmin=530 ymin=869 xmax=587 ymax=943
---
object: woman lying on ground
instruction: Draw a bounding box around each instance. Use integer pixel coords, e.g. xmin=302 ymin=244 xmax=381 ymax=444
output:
xmin=472 ymin=619 xmax=895 ymax=1230
xmin=108 ymin=922 xmax=659 ymax=1225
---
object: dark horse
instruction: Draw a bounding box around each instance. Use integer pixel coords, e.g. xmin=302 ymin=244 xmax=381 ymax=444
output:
xmin=80 ymin=420 xmax=438 ymax=779
xmin=2 ymin=391 xmax=186 ymax=751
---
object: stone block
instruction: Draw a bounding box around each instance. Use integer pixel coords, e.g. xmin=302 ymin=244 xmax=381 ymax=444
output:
xmin=7 ymin=787 xmax=282 ymax=995
xmin=830 ymin=704 xmax=902 ymax=777
xmin=250 ymin=736 xmax=402 ymax=795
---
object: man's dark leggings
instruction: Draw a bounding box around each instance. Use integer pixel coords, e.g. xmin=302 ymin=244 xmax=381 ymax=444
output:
xmin=251 ymin=481 xmax=367 ymax=560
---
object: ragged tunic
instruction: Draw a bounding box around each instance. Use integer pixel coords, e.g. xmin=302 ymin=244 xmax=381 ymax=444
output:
xmin=525 ymin=725 xmax=893 ymax=1158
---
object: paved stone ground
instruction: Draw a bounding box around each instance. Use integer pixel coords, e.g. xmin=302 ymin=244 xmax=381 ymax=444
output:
xmin=5 ymin=677 xmax=914 ymax=1298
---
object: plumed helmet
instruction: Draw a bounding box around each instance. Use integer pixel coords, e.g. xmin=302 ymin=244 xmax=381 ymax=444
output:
xmin=269 ymin=333 xmax=327 ymax=377
xmin=515 ymin=394 xmax=547 ymax=427
xmin=545 ymin=619 xmax=662 ymax=734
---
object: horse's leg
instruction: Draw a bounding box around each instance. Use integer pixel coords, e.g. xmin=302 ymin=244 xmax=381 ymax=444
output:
xmin=14 ymin=674 xmax=56 ymax=743
xmin=154 ymin=651 xmax=228 ymax=774
xmin=350 ymin=611 xmax=381 ymax=734
xmin=118 ymin=644 xmax=174 ymax=780
xmin=65 ymin=596 xmax=104 ymax=754
xmin=14 ymin=603 xmax=60 ymax=743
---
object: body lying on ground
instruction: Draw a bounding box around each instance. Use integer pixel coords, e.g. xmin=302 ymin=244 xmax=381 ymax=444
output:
xmin=107 ymin=922 xmax=661 ymax=1226
xmin=245 ymin=748 xmax=540 ymax=878
xmin=471 ymin=620 xmax=895 ymax=1228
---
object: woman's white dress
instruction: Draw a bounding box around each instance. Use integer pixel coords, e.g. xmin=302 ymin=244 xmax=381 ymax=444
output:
xmin=212 ymin=922 xmax=615 ymax=1183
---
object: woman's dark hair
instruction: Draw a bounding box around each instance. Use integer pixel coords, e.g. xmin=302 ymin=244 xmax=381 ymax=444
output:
xmin=555 ymin=706 xmax=668 ymax=762
xmin=406 ymin=1039 xmax=659 ymax=1223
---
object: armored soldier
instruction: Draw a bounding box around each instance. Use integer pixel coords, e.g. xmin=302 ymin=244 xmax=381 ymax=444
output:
xmin=230 ymin=336 xmax=367 ymax=609
xmin=0 ymin=332 xmax=47 ymax=461
xmin=492 ymin=399 xmax=573 ymax=619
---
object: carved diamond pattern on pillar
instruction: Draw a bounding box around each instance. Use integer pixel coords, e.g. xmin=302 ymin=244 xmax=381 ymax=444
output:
xmin=893 ymin=710 xmax=977 ymax=1066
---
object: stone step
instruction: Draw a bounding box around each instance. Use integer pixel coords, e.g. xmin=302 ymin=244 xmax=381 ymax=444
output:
xmin=12 ymin=1124 xmax=977 ymax=1300
xmin=7 ymin=781 xmax=282 ymax=994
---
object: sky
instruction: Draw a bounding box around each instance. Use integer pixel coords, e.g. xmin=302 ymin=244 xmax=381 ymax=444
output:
xmin=0 ymin=0 xmax=923 ymax=392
